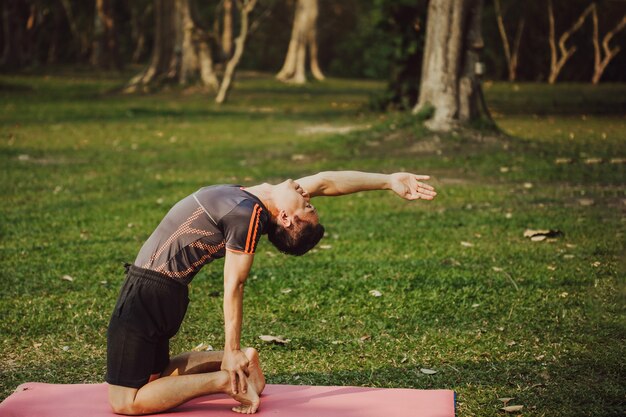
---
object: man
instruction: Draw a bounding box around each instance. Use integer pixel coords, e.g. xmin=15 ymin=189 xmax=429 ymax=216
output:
xmin=106 ymin=170 xmax=437 ymax=415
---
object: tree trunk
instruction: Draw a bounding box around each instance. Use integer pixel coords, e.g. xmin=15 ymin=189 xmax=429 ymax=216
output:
xmin=131 ymin=3 xmax=152 ymax=63
xmin=215 ymin=0 xmax=257 ymax=103
xmin=494 ymin=0 xmax=524 ymax=82
xmin=412 ymin=0 xmax=487 ymax=132
xmin=125 ymin=0 xmax=219 ymax=92
xmin=91 ymin=0 xmax=121 ymax=69
xmin=548 ymin=0 xmax=594 ymax=84
xmin=276 ymin=0 xmax=324 ymax=84
xmin=222 ymin=0 xmax=234 ymax=59
xmin=591 ymin=9 xmax=626 ymax=84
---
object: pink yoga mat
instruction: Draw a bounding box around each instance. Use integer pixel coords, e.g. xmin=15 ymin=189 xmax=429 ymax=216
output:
xmin=0 ymin=382 xmax=455 ymax=417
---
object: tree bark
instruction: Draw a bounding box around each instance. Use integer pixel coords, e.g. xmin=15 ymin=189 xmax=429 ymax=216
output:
xmin=125 ymin=0 xmax=219 ymax=92
xmin=91 ymin=0 xmax=121 ymax=69
xmin=222 ymin=0 xmax=234 ymax=59
xmin=548 ymin=0 xmax=594 ymax=84
xmin=494 ymin=0 xmax=524 ymax=81
xmin=591 ymin=9 xmax=626 ymax=84
xmin=215 ymin=0 xmax=257 ymax=103
xmin=276 ymin=0 xmax=324 ymax=84
xmin=412 ymin=0 xmax=487 ymax=132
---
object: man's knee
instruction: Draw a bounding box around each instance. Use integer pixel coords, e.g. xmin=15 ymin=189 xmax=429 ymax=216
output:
xmin=108 ymin=385 xmax=141 ymax=415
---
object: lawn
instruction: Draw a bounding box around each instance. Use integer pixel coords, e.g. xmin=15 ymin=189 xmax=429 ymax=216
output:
xmin=1 ymin=70 xmax=624 ymax=417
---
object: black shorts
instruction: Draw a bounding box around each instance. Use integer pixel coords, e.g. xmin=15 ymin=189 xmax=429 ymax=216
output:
xmin=106 ymin=264 xmax=189 ymax=388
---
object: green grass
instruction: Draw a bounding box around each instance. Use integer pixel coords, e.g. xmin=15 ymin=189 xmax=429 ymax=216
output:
xmin=1 ymin=71 xmax=624 ymax=417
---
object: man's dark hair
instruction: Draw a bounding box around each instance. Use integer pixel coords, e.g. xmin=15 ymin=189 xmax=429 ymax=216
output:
xmin=267 ymin=218 xmax=325 ymax=256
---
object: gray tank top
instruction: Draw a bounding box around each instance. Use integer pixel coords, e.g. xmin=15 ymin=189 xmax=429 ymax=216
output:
xmin=134 ymin=185 xmax=269 ymax=284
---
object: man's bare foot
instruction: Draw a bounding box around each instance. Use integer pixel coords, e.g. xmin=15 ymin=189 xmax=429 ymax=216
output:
xmin=228 ymin=348 xmax=266 ymax=414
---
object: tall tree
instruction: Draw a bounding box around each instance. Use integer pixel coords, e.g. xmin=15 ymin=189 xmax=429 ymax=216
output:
xmin=125 ymin=0 xmax=256 ymax=104
xmin=494 ymin=0 xmax=524 ymax=81
xmin=547 ymin=0 xmax=594 ymax=84
xmin=413 ymin=0 xmax=490 ymax=132
xmin=591 ymin=7 xmax=626 ymax=84
xmin=124 ymin=0 xmax=220 ymax=92
xmin=276 ymin=0 xmax=324 ymax=84
xmin=91 ymin=0 xmax=121 ymax=69
xmin=222 ymin=0 xmax=234 ymax=58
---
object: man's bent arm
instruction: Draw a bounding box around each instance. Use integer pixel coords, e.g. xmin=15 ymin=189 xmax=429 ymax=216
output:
xmin=297 ymin=171 xmax=436 ymax=200
xmin=222 ymin=250 xmax=254 ymax=394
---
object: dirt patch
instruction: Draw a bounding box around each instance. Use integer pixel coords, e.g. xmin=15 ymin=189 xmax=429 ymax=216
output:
xmin=297 ymin=124 xmax=371 ymax=135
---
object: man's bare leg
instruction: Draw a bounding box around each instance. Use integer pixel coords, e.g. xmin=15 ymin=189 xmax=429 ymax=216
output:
xmin=108 ymin=348 xmax=265 ymax=415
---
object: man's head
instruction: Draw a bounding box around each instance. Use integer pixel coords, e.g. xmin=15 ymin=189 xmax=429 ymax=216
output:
xmin=267 ymin=179 xmax=324 ymax=255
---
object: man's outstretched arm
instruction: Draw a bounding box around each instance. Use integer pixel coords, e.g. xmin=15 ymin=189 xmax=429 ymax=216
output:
xmin=296 ymin=171 xmax=437 ymax=201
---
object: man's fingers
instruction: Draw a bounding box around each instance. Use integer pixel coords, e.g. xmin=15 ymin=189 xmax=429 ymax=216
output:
xmin=416 ymin=181 xmax=435 ymax=191
xmin=238 ymin=371 xmax=248 ymax=393
xmin=230 ymin=371 xmax=238 ymax=394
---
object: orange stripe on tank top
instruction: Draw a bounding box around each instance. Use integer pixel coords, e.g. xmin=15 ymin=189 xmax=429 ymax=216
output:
xmin=244 ymin=204 xmax=261 ymax=253
xmin=248 ymin=206 xmax=262 ymax=253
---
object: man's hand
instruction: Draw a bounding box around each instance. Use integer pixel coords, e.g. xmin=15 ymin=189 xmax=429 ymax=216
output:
xmin=389 ymin=173 xmax=437 ymax=201
xmin=221 ymin=349 xmax=250 ymax=394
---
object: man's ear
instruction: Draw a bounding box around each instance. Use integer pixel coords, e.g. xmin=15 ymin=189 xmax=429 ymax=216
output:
xmin=278 ymin=210 xmax=293 ymax=228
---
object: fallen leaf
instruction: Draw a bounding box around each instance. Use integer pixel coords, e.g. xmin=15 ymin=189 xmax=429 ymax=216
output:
xmin=281 ymin=288 xmax=292 ymax=294
xmin=492 ymin=267 xmax=504 ymax=272
xmin=192 ymin=343 xmax=213 ymax=351
xmin=33 ymin=342 xmax=42 ymax=349
xmin=420 ymin=368 xmax=437 ymax=375
xmin=577 ymin=198 xmax=594 ymax=206
xmin=500 ymin=166 xmax=510 ymax=173
xmin=401 ymin=356 xmax=408 ymax=364
xmin=62 ymin=346 xmax=70 ymax=352
xmin=563 ymin=254 xmax=574 ymax=259
xmin=61 ymin=275 xmax=74 ymax=282
xmin=523 ymin=229 xmax=563 ymax=240
xmin=461 ymin=241 xmax=474 ymax=247
xmin=471 ymin=303 xmax=480 ymax=308
xmin=319 ymin=244 xmax=332 ymax=250
xmin=609 ymin=157 xmax=626 ymax=164
xmin=360 ymin=335 xmax=371 ymax=342
xmin=584 ymin=157 xmax=602 ymax=165
xmin=259 ymin=335 xmax=290 ymax=345
xmin=501 ymin=405 xmax=524 ymax=412
xmin=369 ymin=289 xmax=382 ymax=297
xmin=498 ymin=398 xmax=514 ymax=406
xmin=555 ymin=157 xmax=572 ymax=164
xmin=523 ymin=182 xmax=533 ymax=189
xmin=592 ymin=261 xmax=601 ymax=267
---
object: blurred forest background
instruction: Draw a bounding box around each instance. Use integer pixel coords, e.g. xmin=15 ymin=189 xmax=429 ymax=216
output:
xmin=2 ymin=0 xmax=625 ymax=107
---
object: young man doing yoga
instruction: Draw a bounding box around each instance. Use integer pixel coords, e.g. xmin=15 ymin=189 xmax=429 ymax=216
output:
xmin=106 ymin=171 xmax=437 ymax=415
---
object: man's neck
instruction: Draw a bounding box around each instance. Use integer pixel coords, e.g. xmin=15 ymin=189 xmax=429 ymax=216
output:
xmin=243 ymin=183 xmax=278 ymax=217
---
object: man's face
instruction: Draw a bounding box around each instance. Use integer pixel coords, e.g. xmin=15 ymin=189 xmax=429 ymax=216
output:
xmin=276 ymin=179 xmax=319 ymax=225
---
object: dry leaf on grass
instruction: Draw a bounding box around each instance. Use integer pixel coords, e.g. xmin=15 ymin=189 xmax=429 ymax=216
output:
xmin=420 ymin=368 xmax=437 ymax=375
xmin=460 ymin=241 xmax=474 ymax=247
xmin=369 ymin=289 xmax=382 ymax=297
xmin=498 ymin=398 xmax=514 ymax=406
xmin=61 ymin=275 xmax=74 ymax=282
xmin=192 ymin=343 xmax=213 ymax=352
xmin=259 ymin=335 xmax=290 ymax=345
xmin=501 ymin=405 xmax=524 ymax=412
xmin=523 ymin=229 xmax=563 ymax=241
